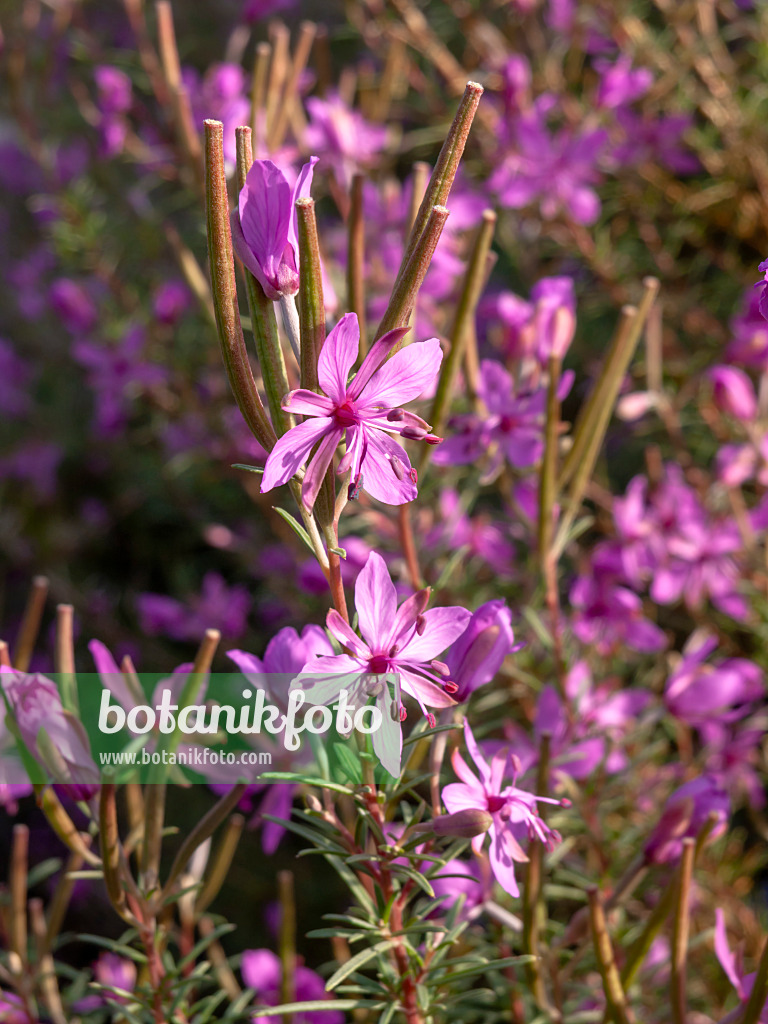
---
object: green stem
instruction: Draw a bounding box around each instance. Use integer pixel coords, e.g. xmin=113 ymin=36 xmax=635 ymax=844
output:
xmin=203 ymin=119 xmax=277 ymax=453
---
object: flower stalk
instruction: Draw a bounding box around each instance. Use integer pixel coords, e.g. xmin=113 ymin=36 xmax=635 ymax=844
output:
xmin=203 ymin=119 xmax=277 ymax=453
xmin=12 ymin=575 xmax=48 ymax=672
xmin=671 ymin=837 xmax=695 ymax=1024
xmin=347 ymin=172 xmax=367 ymax=357
xmin=588 ymin=887 xmax=635 ymax=1024
xmin=234 ymin=125 xmax=295 ymax=436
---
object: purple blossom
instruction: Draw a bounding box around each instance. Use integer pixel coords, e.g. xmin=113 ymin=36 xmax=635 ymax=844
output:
xmin=594 ymin=57 xmax=653 ymax=109
xmin=425 ymin=489 xmax=515 ymax=576
xmin=570 ymin=566 xmax=667 ymax=657
xmin=152 ymin=280 xmax=190 ymax=324
xmin=227 ymin=626 xmax=333 ymax=852
xmin=76 ymin=953 xmax=137 ymax=1011
xmin=756 ymin=258 xmax=768 ymax=322
xmin=292 ymin=552 xmax=470 ymax=775
xmin=1 ymin=669 xmax=99 ymax=800
xmin=184 ymin=63 xmax=250 ymax=171
xmin=664 ymin=632 xmax=763 ymax=728
xmin=137 ymin=572 xmax=250 ymax=642
xmin=708 ymin=365 xmax=757 ymax=421
xmin=433 ymin=360 xmax=573 ymax=476
xmin=611 ymin=466 xmax=749 ymax=620
xmin=726 ymin=282 xmax=768 ymax=367
xmin=262 ymin=312 xmax=443 ymax=509
xmin=490 ymin=98 xmax=607 ymax=225
xmin=644 ymin=775 xmax=729 ymax=864
xmin=94 ymin=66 xmax=132 ymax=114
xmin=305 ymin=92 xmax=388 ymax=188
xmin=0 ymin=440 xmax=62 ymax=501
xmin=242 ymin=0 xmax=299 ymax=20
xmin=73 ymin=324 xmax=169 ymax=434
xmin=48 ymin=277 xmax=98 ymax=334
xmin=506 ymin=662 xmax=649 ymax=782
xmin=442 ymin=720 xmax=563 ymax=897
xmin=609 ymin=110 xmax=699 ymax=175
xmin=243 ymin=948 xmax=344 ymax=1024
xmin=444 ymin=600 xmax=516 ymax=702
xmin=231 ymin=156 xmax=317 ymax=300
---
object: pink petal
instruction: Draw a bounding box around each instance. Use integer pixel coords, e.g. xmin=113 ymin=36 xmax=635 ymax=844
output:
xmin=283 ymin=389 xmax=335 ymax=416
xmin=88 ymin=639 xmax=136 ymax=714
xmin=238 ymin=160 xmax=291 ymax=279
xmin=449 ymin=748 xmax=483 ymax=789
xmin=355 ymin=551 xmax=397 ymax=651
xmin=398 ymin=668 xmax=457 ymax=712
xmin=488 ymin=824 xmax=522 ymax=897
xmin=318 ymin=313 xmax=360 ymax=404
xmin=715 ymin=909 xmax=745 ymax=999
xmin=261 ymin=417 xmax=334 ymax=492
xmin=287 ymin=156 xmax=319 ymax=253
xmin=400 ymin=607 xmax=473 ymax=662
xmin=230 ymin=211 xmax=280 ymax=300
xmin=326 ymin=610 xmax=369 ymax=658
xmin=301 ymin=429 xmax=342 ymax=510
xmin=226 ymin=648 xmax=265 ymax=681
xmin=358 ymin=431 xmax=417 ymax=505
xmin=462 ymin=719 xmax=492 ymax=787
xmin=347 ymin=327 xmax=411 ymax=401
xmin=358 ymin=337 xmax=443 ymax=409
xmin=442 ymin=781 xmax=484 ymax=814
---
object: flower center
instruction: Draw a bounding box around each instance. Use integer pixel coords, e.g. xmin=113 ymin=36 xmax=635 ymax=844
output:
xmin=368 ymin=654 xmax=389 ymax=675
xmin=335 ymin=400 xmax=359 ymax=428
xmin=487 ymin=794 xmax=506 ymax=814
xmin=499 ymin=414 xmax=517 ymax=433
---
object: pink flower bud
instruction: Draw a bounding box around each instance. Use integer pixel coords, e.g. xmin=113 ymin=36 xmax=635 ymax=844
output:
xmin=708 ymin=366 xmax=757 ymax=422
xmin=432 ymin=808 xmax=494 ymax=838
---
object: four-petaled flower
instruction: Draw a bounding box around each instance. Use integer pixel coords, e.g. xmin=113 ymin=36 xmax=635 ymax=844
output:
xmin=291 ymin=551 xmax=470 ymax=776
xmin=442 ymin=720 xmax=563 ymax=897
xmin=261 ymin=312 xmax=443 ymax=509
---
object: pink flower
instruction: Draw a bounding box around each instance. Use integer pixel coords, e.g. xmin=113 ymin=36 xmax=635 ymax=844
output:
xmin=261 ymin=312 xmax=443 ymax=509
xmin=442 ymin=720 xmax=563 ymax=897
xmin=756 ymin=258 xmax=768 ymax=322
xmin=293 ymin=552 xmax=470 ymax=776
xmin=244 ymin=948 xmax=344 ymax=1024
xmin=1 ymin=669 xmax=99 ymax=800
xmin=231 ymin=156 xmax=318 ymax=300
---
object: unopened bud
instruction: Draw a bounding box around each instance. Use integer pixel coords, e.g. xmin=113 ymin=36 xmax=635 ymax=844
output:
xmin=433 ymin=808 xmax=494 ymax=839
xmin=305 ymin=794 xmax=323 ymax=813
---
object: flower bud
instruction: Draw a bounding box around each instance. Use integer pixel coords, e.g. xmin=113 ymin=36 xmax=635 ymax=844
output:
xmin=708 ymin=365 xmax=757 ymax=422
xmin=432 ymin=808 xmax=494 ymax=839
xmin=443 ymin=600 xmax=515 ymax=702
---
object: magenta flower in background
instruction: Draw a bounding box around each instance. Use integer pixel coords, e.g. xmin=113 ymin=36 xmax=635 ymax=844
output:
xmin=644 ymin=775 xmax=729 ymax=864
xmin=0 ymin=992 xmax=27 ymax=1024
xmin=243 ymin=949 xmax=344 ymax=1024
xmin=485 ymin=276 xmax=576 ymax=365
xmin=442 ymin=720 xmax=563 ymax=897
xmin=708 ymin=365 xmax=757 ymax=421
xmin=224 ymin=626 xmax=334 ymax=852
xmin=137 ymin=571 xmax=250 ymax=642
xmin=73 ymin=324 xmax=169 ymax=434
xmin=1 ymin=669 xmax=99 ymax=800
xmin=490 ymin=97 xmax=607 ymax=225
xmin=727 ymin=283 xmax=768 ymax=367
xmin=76 ymin=953 xmax=137 ymax=1011
xmin=184 ymin=63 xmax=250 ymax=170
xmin=664 ymin=632 xmax=763 ymax=728
xmin=293 ymin=552 xmax=470 ymax=775
xmin=153 ymin=280 xmax=190 ymax=325
xmin=444 ymin=600 xmax=516 ymax=702
xmin=570 ymin=562 xmax=667 ymax=657
xmin=305 ymin=91 xmax=388 ymax=188
xmin=433 ymin=360 xmax=573 ymax=477
xmin=594 ymin=56 xmax=653 ymax=109
xmin=756 ymin=258 xmax=768 ymax=322
xmin=48 ymin=277 xmax=98 ymax=334
xmin=261 ymin=312 xmax=443 ymax=509
xmin=231 ymin=155 xmax=317 ymax=300
xmin=0 ymin=440 xmax=62 ymax=502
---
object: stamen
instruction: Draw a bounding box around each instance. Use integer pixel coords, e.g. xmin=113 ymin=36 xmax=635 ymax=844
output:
xmin=426 ymin=713 xmax=436 ymax=728
xmin=348 ymin=475 xmax=363 ymax=500
xmin=415 ymin=614 xmax=426 ymax=635
xmin=399 ymin=705 xmax=407 ymax=722
xmin=387 ymin=408 xmax=405 ymax=422
xmin=444 ymin=680 xmax=459 ymax=694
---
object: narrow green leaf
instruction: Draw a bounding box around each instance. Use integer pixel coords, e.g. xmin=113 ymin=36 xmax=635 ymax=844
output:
xmin=232 ymin=463 xmax=264 ymax=474
xmin=326 ymin=940 xmax=400 ymax=991
xmin=272 ymin=507 xmax=316 ymax=555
